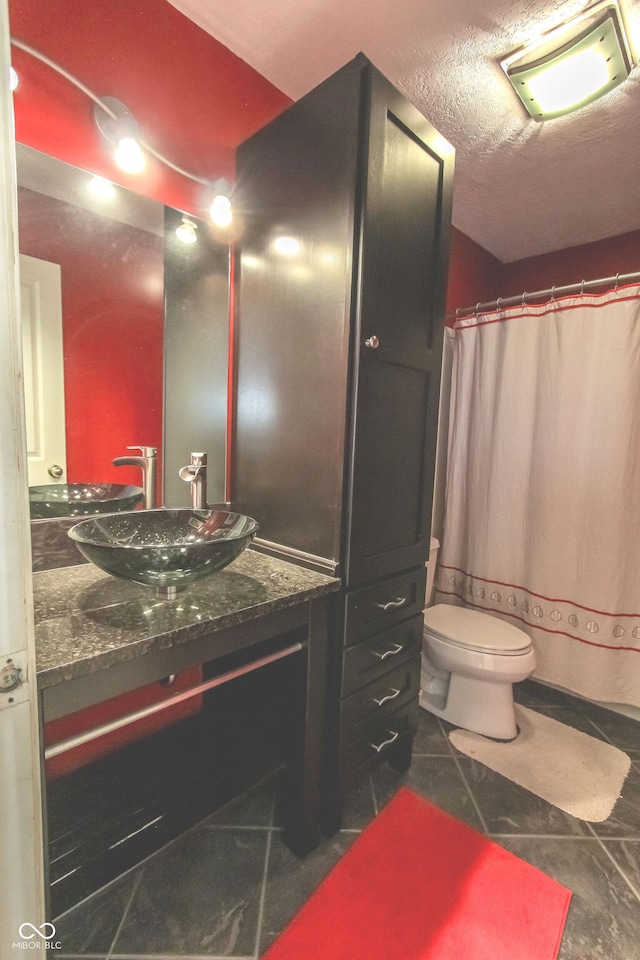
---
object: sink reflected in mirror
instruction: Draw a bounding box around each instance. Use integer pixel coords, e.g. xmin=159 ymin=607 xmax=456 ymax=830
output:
xmin=68 ymin=509 xmax=259 ymax=599
xmin=29 ymin=483 xmax=144 ymax=520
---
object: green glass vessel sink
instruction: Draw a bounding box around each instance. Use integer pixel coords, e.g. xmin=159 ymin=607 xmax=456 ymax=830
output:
xmin=68 ymin=508 xmax=259 ymax=598
xmin=29 ymin=483 xmax=144 ymax=520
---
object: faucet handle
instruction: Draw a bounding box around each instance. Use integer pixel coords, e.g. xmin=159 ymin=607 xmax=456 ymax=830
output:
xmin=127 ymin=445 xmax=157 ymax=458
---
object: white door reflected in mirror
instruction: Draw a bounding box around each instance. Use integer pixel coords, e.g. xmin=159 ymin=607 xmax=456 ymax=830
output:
xmin=20 ymin=254 xmax=67 ymax=486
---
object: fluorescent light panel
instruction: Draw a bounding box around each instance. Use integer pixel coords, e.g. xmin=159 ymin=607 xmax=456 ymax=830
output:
xmin=502 ymin=1 xmax=634 ymax=120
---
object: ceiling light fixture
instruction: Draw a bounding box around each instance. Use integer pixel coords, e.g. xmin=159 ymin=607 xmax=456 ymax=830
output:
xmin=501 ymin=0 xmax=635 ymax=121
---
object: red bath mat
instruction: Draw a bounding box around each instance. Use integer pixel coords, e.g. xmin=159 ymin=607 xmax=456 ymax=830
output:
xmin=263 ymin=787 xmax=571 ymax=960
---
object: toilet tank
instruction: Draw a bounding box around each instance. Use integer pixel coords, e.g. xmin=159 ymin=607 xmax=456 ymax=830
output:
xmin=425 ymin=537 xmax=440 ymax=608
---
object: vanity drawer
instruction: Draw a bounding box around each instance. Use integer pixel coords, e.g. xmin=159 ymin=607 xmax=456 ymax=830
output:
xmin=343 ymin=567 xmax=426 ymax=646
xmin=341 ymin=614 xmax=423 ymax=697
xmin=339 ymin=700 xmax=417 ymax=785
xmin=339 ymin=656 xmax=420 ymax=745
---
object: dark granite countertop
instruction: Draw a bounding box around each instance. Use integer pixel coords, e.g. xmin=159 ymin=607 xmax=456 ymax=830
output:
xmin=33 ymin=549 xmax=339 ymax=690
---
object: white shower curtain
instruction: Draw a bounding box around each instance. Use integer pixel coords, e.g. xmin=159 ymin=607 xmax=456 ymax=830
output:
xmin=437 ymin=283 xmax=640 ymax=708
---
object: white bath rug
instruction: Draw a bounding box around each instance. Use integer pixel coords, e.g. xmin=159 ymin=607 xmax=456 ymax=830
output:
xmin=449 ymin=704 xmax=631 ymax=822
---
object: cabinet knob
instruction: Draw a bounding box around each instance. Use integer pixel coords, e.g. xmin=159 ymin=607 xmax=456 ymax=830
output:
xmin=364 ymin=335 xmax=379 ymax=349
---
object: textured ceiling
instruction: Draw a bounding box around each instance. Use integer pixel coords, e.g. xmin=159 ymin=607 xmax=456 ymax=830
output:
xmin=169 ymin=0 xmax=640 ymax=262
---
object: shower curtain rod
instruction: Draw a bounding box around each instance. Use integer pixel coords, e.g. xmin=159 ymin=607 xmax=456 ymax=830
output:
xmin=455 ymin=269 xmax=640 ymax=320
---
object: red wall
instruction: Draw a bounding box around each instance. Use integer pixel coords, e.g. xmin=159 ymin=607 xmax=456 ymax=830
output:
xmin=445 ymin=226 xmax=503 ymax=321
xmin=446 ymin=228 xmax=640 ymax=318
xmin=501 ymin=230 xmax=640 ymax=300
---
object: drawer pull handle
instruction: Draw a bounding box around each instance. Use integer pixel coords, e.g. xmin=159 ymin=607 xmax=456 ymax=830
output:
xmin=375 ymin=597 xmax=407 ymax=611
xmin=372 ymin=642 xmax=404 ymax=661
xmin=372 ymin=687 xmax=401 ymax=707
xmin=370 ymin=730 xmax=399 ymax=753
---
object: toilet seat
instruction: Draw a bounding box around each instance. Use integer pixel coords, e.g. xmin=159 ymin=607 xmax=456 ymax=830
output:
xmin=423 ymin=604 xmax=532 ymax=656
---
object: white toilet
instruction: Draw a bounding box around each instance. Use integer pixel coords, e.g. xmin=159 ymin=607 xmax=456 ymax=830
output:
xmin=419 ymin=542 xmax=536 ymax=739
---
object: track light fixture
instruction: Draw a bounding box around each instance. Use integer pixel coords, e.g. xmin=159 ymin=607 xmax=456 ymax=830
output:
xmin=10 ymin=37 xmax=234 ymax=226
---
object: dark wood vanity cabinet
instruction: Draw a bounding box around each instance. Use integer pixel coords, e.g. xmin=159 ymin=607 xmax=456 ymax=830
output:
xmin=233 ymin=54 xmax=453 ymax=830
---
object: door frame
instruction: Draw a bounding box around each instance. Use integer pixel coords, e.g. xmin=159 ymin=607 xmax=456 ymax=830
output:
xmin=0 ymin=2 xmax=47 ymax=954
xmin=20 ymin=253 xmax=67 ymax=487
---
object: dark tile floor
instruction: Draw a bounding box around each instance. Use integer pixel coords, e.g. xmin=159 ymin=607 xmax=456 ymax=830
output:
xmin=52 ymin=680 xmax=640 ymax=959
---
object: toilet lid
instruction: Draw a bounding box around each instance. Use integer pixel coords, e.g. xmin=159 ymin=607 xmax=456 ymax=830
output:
xmin=423 ymin=604 xmax=532 ymax=653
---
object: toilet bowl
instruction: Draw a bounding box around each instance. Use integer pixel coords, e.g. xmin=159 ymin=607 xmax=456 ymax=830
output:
xmin=419 ymin=603 xmax=536 ymax=740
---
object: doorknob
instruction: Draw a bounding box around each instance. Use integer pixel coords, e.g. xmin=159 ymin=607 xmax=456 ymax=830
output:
xmin=48 ymin=464 xmax=64 ymax=478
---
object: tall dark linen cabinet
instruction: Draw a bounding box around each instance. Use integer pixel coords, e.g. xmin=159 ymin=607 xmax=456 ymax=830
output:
xmin=233 ymin=55 xmax=454 ymax=830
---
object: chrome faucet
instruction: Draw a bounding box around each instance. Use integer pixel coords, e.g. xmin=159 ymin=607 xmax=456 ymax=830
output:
xmin=113 ymin=445 xmax=157 ymax=509
xmin=179 ymin=452 xmax=208 ymax=510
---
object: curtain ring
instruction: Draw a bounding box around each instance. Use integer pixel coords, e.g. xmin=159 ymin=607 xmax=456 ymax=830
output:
xmin=474 ymin=302 xmax=481 ymax=317
xmin=521 ymin=291 xmax=527 ymax=308
xmin=580 ymin=279 xmax=586 ymax=297
xmin=550 ymin=285 xmax=556 ymax=301
xmin=614 ymin=273 xmax=620 ymax=294
xmin=496 ymin=297 xmax=503 ymax=312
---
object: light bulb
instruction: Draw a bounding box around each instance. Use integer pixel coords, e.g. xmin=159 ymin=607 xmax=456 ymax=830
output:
xmin=527 ymin=47 xmax=611 ymax=113
xmin=115 ymin=136 xmax=145 ymax=174
xmin=176 ymin=218 xmax=198 ymax=244
xmin=210 ymin=193 xmax=232 ymax=227
xmin=9 ymin=66 xmax=18 ymax=91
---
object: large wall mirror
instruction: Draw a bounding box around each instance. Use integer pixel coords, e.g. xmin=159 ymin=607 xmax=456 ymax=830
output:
xmin=16 ymin=143 xmax=230 ymax=521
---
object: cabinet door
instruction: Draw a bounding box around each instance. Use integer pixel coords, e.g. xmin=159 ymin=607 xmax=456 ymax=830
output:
xmin=343 ymin=67 xmax=454 ymax=586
